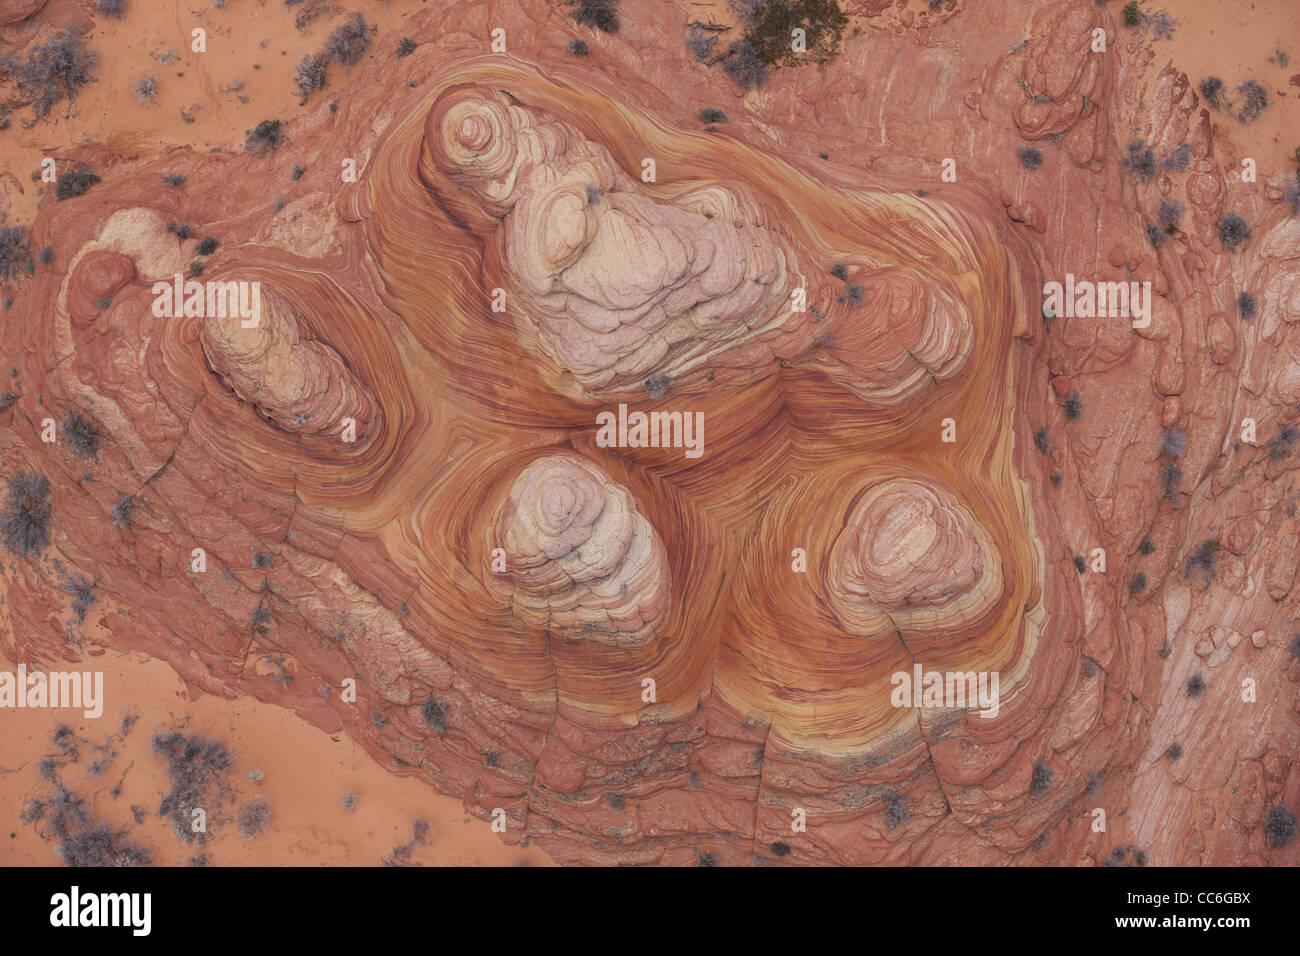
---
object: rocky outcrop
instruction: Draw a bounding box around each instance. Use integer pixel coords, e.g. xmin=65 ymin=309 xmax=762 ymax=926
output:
xmin=1 ymin=0 xmax=1297 ymax=866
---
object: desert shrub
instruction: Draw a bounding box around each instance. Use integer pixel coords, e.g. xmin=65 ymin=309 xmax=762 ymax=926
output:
xmin=733 ymin=0 xmax=848 ymax=67
xmin=285 ymin=0 xmax=336 ymax=30
xmin=340 ymin=789 xmax=358 ymax=812
xmin=95 ymin=0 xmax=128 ymax=18
xmin=1186 ymin=673 xmax=1206 ymax=698
xmin=1030 ymin=760 xmax=1053 ymax=795
xmin=699 ymin=107 xmax=728 ymax=123
xmin=420 ymin=696 xmax=447 ymax=734
xmin=1218 ymin=213 xmax=1251 ymax=249
xmin=1120 ymin=139 xmax=1156 ymax=181
xmin=1269 ymin=424 xmax=1298 ymax=461
xmin=37 ymin=245 xmax=53 ymax=265
xmin=0 ymin=225 xmax=33 ymax=284
xmin=324 ymin=12 xmax=372 ymax=66
xmin=244 ymin=119 xmax=286 ymax=157
xmin=1139 ymin=538 xmax=1156 ymax=555
xmin=882 ymin=792 xmax=910 ymax=828
xmin=722 ymin=39 xmax=768 ymax=89
xmin=1122 ymin=1 xmax=1139 ymax=27
xmin=566 ymin=0 xmax=619 ymax=33
xmin=1284 ymin=182 xmax=1300 ymax=217
xmin=396 ymin=37 xmax=416 ymax=57
xmin=236 ymin=797 xmax=271 ymax=838
xmin=1160 ymin=142 xmax=1191 ymax=172
xmin=293 ymin=52 xmax=327 ymax=99
xmin=1128 ymin=572 xmax=1146 ymax=595
xmin=1237 ymin=291 xmax=1256 ymax=320
xmin=59 ymin=821 xmax=150 ymax=866
xmin=55 ymin=165 xmax=100 ymax=201
xmin=1158 ymin=197 xmax=1185 ymax=229
xmin=1160 ymin=462 xmax=1182 ymax=494
xmin=4 ymin=27 xmax=100 ymax=120
xmin=1064 ymin=392 xmax=1083 ymax=420
xmin=770 ymin=841 xmax=791 ymax=857
xmin=1236 ymin=79 xmax=1268 ymax=122
xmin=1264 ymin=806 xmax=1298 ymax=848
xmin=1198 ymin=76 xmax=1223 ymax=109
xmin=162 ymin=173 xmax=185 ymax=187
xmin=110 ymin=495 xmax=133 ymax=528
xmin=196 ymin=236 xmax=218 ymax=256
xmin=1159 ymin=426 xmax=1187 ymax=458
xmin=567 ymin=39 xmax=588 ymax=56
xmin=1073 ymin=554 xmax=1087 ymax=574
xmin=685 ymin=23 xmax=718 ymax=60
xmin=1034 ymin=426 xmax=1052 ymax=455
xmin=63 ymin=573 xmax=97 ymax=623
xmin=150 ymin=731 xmax=235 ymax=844
xmin=63 ymin=410 xmax=101 ymax=458
xmin=1165 ymin=742 xmax=1182 ymax=760
xmin=131 ymin=73 xmax=157 ymax=102
xmin=291 ymin=163 xmax=304 ymax=180
xmin=1 ymin=471 xmax=52 ymax=558
xmin=1019 ymin=146 xmax=1043 ymax=170
xmin=829 ymin=263 xmax=848 ymax=279
xmin=1145 ymin=224 xmax=1165 ymax=247
xmin=1186 ymin=538 xmax=1219 ymax=578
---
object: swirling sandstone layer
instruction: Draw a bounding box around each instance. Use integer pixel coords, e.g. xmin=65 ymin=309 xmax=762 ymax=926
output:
xmin=2 ymin=0 xmax=1298 ymax=866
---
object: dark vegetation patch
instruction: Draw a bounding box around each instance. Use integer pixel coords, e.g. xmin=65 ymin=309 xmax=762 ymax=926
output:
xmin=421 ymin=696 xmax=447 ymax=734
xmin=324 ymin=12 xmax=372 ymax=66
xmin=1120 ymin=138 xmax=1156 ymax=181
xmin=1 ymin=470 xmax=51 ymax=558
xmin=149 ymin=731 xmax=236 ymax=845
xmin=55 ymin=165 xmax=100 ymax=201
xmin=1186 ymin=538 xmax=1219 ymax=579
xmin=734 ymin=0 xmax=848 ymax=68
xmin=1264 ymin=806 xmax=1298 ymax=848
xmin=293 ymin=52 xmax=327 ymax=99
xmin=0 ymin=225 xmax=33 ymax=285
xmin=63 ymin=573 xmax=97 ymax=623
xmin=1270 ymin=424 xmax=1298 ymax=461
xmin=566 ymin=0 xmax=619 ymax=33
xmin=2 ymin=27 xmax=99 ymax=121
xmin=1030 ymin=760 xmax=1053 ymax=795
xmin=245 ymin=119 xmax=286 ymax=157
xmin=236 ymin=797 xmax=271 ymax=838
xmin=63 ymin=410 xmax=100 ymax=458
xmin=1218 ymin=213 xmax=1251 ymax=249
xmin=1018 ymin=146 xmax=1043 ymax=170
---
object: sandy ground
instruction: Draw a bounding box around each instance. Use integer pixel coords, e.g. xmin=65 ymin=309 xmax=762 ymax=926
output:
xmin=0 ymin=644 xmax=554 ymax=865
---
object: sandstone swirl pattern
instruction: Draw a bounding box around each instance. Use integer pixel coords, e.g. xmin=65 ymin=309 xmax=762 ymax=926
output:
xmin=421 ymin=83 xmax=974 ymax=407
xmin=490 ymin=454 xmax=670 ymax=648
xmin=5 ymin=0 xmax=1295 ymax=867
